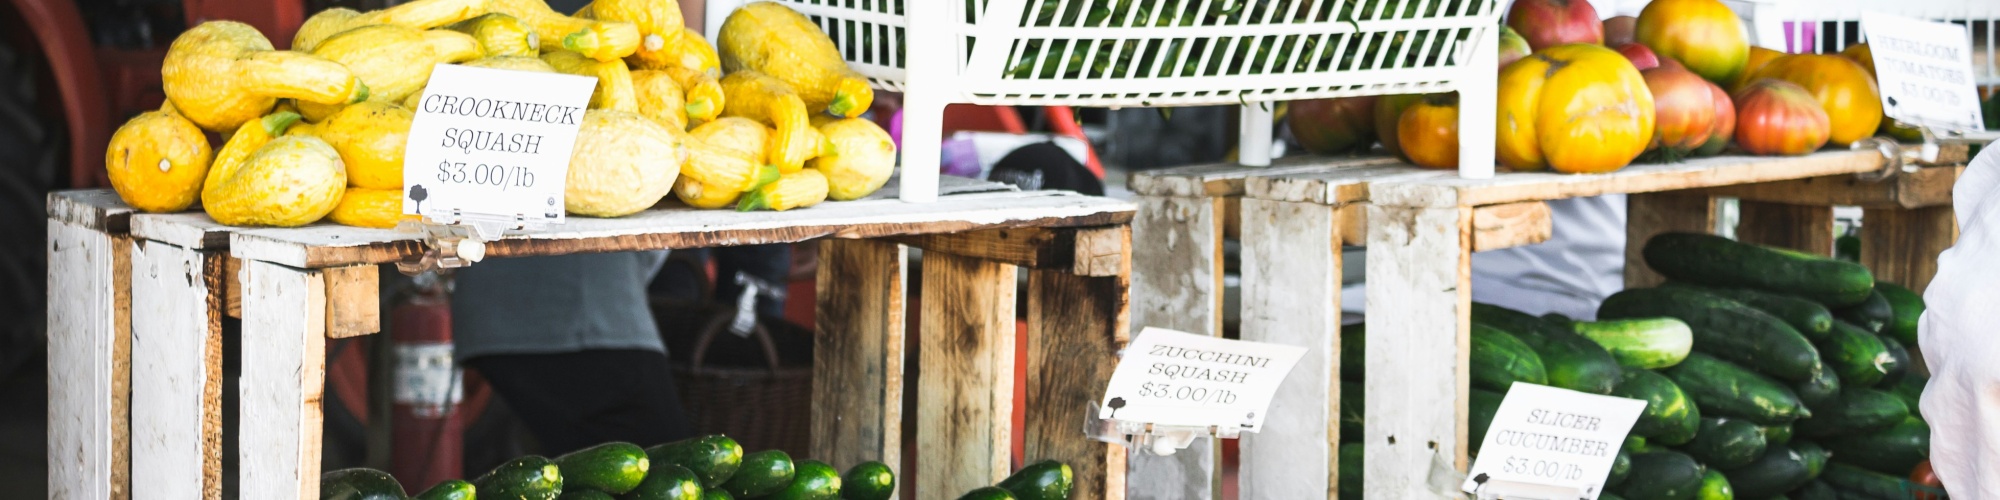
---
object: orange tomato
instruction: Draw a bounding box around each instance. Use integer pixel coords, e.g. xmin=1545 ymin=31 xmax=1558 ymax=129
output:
xmin=1496 ymin=43 xmax=1655 ymax=173
xmin=1751 ymin=54 xmax=1884 ymax=146
xmin=1375 ymin=94 xmax=1424 ymax=162
xmin=1731 ymin=46 xmax=1785 ymax=92
xmin=1636 ymin=0 xmax=1750 ymax=84
xmin=1733 ymin=78 xmax=1831 ymax=156
xmin=1643 ymin=65 xmax=1719 ymax=155
xmin=1399 ymin=94 xmax=1460 ymax=169
xmin=1842 ymin=43 xmax=1875 ymax=77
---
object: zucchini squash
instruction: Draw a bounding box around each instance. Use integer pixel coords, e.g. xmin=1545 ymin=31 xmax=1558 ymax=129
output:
xmin=719 ymin=2 xmax=875 ymax=117
xmin=164 ymin=21 xmax=367 ymax=132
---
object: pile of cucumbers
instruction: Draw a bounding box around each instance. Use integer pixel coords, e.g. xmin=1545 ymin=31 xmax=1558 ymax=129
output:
xmin=320 ymin=433 xmax=1074 ymax=500
xmin=1344 ymin=232 xmax=1932 ymax=500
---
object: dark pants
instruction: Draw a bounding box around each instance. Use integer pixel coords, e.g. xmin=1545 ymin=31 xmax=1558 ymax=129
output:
xmin=467 ymin=350 xmax=694 ymax=455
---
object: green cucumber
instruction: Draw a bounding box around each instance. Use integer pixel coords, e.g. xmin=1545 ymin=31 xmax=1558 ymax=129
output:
xmin=1641 ymin=232 xmax=1875 ymax=306
xmin=954 ymin=487 xmax=1016 ymax=500
xmin=1889 ymin=372 xmax=1926 ymax=411
xmin=623 ymin=463 xmax=702 ymax=500
xmin=413 ymin=480 xmax=475 ymax=500
xmin=1470 ymin=388 xmax=1505 ymax=453
xmin=1820 ymin=321 xmax=1896 ymax=388
xmin=1836 ymin=289 xmax=1893 ymax=333
xmin=1696 ymin=469 xmax=1733 ymax=500
xmin=561 ymin=491 xmax=617 ymax=500
xmin=1608 ymin=447 xmax=1632 ymax=489
xmin=1614 ymin=450 xmax=1706 ymax=500
xmin=1626 ymin=435 xmax=1657 ymax=454
xmin=1471 ymin=323 xmax=1546 ymax=391
xmin=1473 ymin=303 xmax=1623 ymax=394
xmin=1573 ymin=317 xmax=1694 ymax=370
xmin=1338 ymin=443 xmax=1363 ymax=499
xmin=1662 ymin=353 xmax=1810 ymax=425
xmin=1877 ymin=333 xmax=1911 ymax=386
xmin=1541 ymin=312 xmax=1575 ymax=326
xmin=475 ymin=456 xmax=564 ymax=500
xmin=1720 ymin=445 xmax=1812 ymax=498
xmin=1681 ymin=417 xmax=1767 ymax=469
xmin=768 ymin=460 xmax=841 ymax=500
xmin=1610 ymin=367 xmax=1700 ymax=445
xmin=646 ymin=435 xmax=744 ymax=488
xmin=1598 ymin=287 xmax=1822 ymax=382
xmin=1792 ymin=364 xmax=1842 ymax=409
xmin=1794 ymin=440 xmax=1831 ymax=480
xmin=840 ymin=461 xmax=896 ymax=500
xmin=1662 ymin=282 xmax=1835 ymax=340
xmin=320 ymin=468 xmax=406 ymax=500
xmin=998 ymin=460 xmax=1072 ymax=500
xmin=1341 ymin=323 xmax=1365 ymax=381
xmin=1800 ymin=386 xmax=1904 ymax=438
xmin=555 ymin=441 xmax=650 ymax=494
xmin=1602 ymin=495 xmax=1626 ymax=500
xmin=1819 ymin=463 xmax=1909 ymax=499
xmin=1760 ymin=425 xmax=1792 ymax=445
xmin=1791 ymin=480 xmax=1837 ymax=500
xmin=1876 ymin=282 xmax=1923 ymax=347
xmin=1821 ymin=415 xmax=1929 ymax=475
xmin=1340 ymin=381 xmax=1363 ymax=442
xmin=721 ymin=450 xmax=795 ymax=498
xmin=702 ymin=491 xmax=733 ymax=500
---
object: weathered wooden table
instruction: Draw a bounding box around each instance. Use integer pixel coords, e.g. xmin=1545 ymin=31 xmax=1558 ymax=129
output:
xmin=49 ymin=184 xmax=1137 ymax=499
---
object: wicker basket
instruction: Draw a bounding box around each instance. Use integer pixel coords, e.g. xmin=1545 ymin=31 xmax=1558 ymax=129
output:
xmin=668 ymin=306 xmax=814 ymax=458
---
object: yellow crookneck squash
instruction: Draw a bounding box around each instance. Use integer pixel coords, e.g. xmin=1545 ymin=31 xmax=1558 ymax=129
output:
xmin=543 ymin=50 xmax=640 ymax=113
xmin=1496 ymin=43 xmax=1655 ymax=174
xmin=720 ymin=69 xmax=830 ymax=172
xmin=104 ymin=102 xmax=214 ymax=212
xmin=718 ymin=2 xmax=873 ymax=118
xmin=446 ymin=13 xmax=542 ymax=57
xmin=163 ymin=21 xmax=368 ymax=132
xmin=289 ymin=101 xmax=414 ymax=190
xmin=202 ymin=111 xmax=347 ymax=227
xmin=293 ymin=0 xmax=487 ymax=51
xmin=299 ymin=25 xmax=482 ymax=121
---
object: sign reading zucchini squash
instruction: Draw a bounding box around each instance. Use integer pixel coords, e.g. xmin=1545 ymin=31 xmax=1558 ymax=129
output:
xmin=1096 ymin=328 xmax=1305 ymax=435
xmin=1461 ymin=383 xmax=1646 ymax=500
xmin=402 ymin=63 xmax=595 ymax=225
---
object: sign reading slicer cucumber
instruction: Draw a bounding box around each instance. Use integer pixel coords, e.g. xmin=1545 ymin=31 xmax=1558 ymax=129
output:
xmin=1462 ymin=383 xmax=1646 ymax=500
xmin=1097 ymin=328 xmax=1306 ymax=432
xmin=402 ymin=64 xmax=596 ymax=224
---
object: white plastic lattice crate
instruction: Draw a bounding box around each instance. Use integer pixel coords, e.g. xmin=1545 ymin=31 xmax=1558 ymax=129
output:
xmin=707 ymin=0 xmax=1506 ymax=201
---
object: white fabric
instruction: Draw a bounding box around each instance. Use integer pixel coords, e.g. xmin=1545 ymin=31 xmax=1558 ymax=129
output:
xmin=1468 ymin=195 xmax=1631 ymax=320
xmin=1920 ymin=144 xmax=2000 ymax=499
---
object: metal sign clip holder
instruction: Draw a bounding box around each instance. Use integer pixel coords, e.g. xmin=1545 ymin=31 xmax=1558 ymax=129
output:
xmin=1468 ymin=474 xmax=1592 ymax=500
xmin=1080 ymin=402 xmax=1246 ymax=456
xmin=396 ymin=209 xmax=544 ymax=275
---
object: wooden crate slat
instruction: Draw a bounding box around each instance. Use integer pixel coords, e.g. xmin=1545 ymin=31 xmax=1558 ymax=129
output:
xmin=1131 ymin=156 xmax=1400 ymax=198
xmin=1863 ymin=206 xmax=1957 ymax=293
xmin=916 ymin=251 xmax=1017 ymax=498
xmin=1238 ymin=198 xmax=1343 ymax=499
xmin=1624 ymin=193 xmax=1717 ymax=288
xmin=1025 ymin=245 xmax=1132 ymax=500
xmin=130 ymin=241 xmax=225 ymax=498
xmin=322 ymin=265 xmax=381 ymax=338
xmin=1697 ymin=165 xmax=1961 ymax=209
xmin=132 ymin=212 xmax=233 ymax=250
xmin=1127 ymin=195 xmax=1227 ymax=499
xmin=810 ymin=239 xmax=906 ymax=475
xmin=1246 ymin=165 xmax=1451 ymax=205
xmin=1370 ymin=150 xmax=1886 ymax=208
xmin=1469 ymin=201 xmax=1553 ymax=252
xmin=50 ymin=190 xmax=135 ymax=233
xmin=1737 ymin=202 xmax=1837 ymax=255
xmin=238 ymin=261 xmax=328 ymax=499
xmin=47 ymin=219 xmax=132 ymax=500
xmin=1362 ymin=204 xmax=1472 ymax=499
xmin=228 ymin=191 xmax=1135 ymax=268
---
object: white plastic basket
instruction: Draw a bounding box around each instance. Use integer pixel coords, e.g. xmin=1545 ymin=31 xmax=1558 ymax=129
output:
xmin=1727 ymin=0 xmax=2000 ymax=85
xmin=707 ymin=0 xmax=1506 ymax=201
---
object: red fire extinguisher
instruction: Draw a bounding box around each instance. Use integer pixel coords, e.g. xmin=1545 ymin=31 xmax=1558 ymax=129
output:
xmin=388 ymin=271 xmax=467 ymax=490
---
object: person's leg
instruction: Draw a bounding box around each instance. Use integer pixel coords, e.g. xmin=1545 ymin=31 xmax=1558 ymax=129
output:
xmin=467 ymin=350 xmax=694 ymax=455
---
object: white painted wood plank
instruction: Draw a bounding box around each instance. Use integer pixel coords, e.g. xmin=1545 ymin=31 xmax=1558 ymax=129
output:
xmin=131 ymin=241 xmax=223 ymax=499
xmin=48 ymin=190 xmax=133 ymax=231
xmin=228 ymin=190 xmax=1135 ymax=268
xmin=130 ymin=214 xmax=233 ymax=250
xmin=1127 ymin=196 xmax=1225 ymax=499
xmin=1238 ymin=199 xmax=1342 ymax=500
xmin=239 ymin=261 xmax=328 ymax=500
xmin=48 ymin=220 xmax=132 ymax=500
xmin=1369 ymin=150 xmax=1885 ymax=208
xmin=1363 ymin=205 xmax=1472 ymax=499
xmin=1130 ymin=156 xmax=1397 ymax=198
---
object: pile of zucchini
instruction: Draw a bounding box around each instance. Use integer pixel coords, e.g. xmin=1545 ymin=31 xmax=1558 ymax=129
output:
xmin=320 ymin=434 xmax=1069 ymax=500
xmin=1345 ymin=232 xmax=1933 ymax=500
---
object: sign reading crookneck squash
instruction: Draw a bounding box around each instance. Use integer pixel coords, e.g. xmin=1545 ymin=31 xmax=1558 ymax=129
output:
xmin=402 ymin=63 xmax=595 ymax=225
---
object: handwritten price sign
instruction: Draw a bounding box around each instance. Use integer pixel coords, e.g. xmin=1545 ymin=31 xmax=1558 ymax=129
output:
xmin=402 ymin=64 xmax=595 ymax=224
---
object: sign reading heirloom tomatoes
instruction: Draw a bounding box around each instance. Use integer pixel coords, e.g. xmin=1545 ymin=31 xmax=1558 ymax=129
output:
xmin=1097 ymin=328 xmax=1306 ymax=431
xmin=1461 ymin=383 xmax=1646 ymax=500
xmin=402 ymin=64 xmax=596 ymax=224
xmin=1862 ymin=12 xmax=1985 ymax=131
